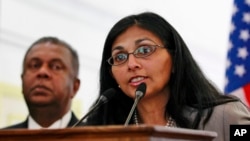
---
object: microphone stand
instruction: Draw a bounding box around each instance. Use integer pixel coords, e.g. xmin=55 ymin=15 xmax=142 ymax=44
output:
xmin=71 ymin=88 xmax=116 ymax=127
xmin=71 ymin=102 xmax=100 ymax=127
xmin=124 ymin=95 xmax=141 ymax=126
xmin=124 ymin=83 xmax=146 ymax=126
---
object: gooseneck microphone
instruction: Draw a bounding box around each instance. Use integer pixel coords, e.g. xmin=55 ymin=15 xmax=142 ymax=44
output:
xmin=124 ymin=83 xmax=147 ymax=126
xmin=72 ymin=88 xmax=116 ymax=127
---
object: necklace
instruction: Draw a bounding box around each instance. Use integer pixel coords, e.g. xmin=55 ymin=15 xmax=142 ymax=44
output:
xmin=133 ymin=110 xmax=177 ymax=127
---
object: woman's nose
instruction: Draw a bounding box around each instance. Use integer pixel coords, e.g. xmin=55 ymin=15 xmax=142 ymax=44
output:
xmin=127 ymin=54 xmax=141 ymax=70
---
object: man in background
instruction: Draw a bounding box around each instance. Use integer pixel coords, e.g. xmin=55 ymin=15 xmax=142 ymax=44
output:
xmin=3 ymin=36 xmax=81 ymax=129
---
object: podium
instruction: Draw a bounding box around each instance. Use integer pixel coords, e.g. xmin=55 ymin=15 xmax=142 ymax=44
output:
xmin=0 ymin=125 xmax=217 ymax=141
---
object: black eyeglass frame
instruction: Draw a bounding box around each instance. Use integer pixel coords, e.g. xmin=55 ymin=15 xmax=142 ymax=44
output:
xmin=106 ymin=45 xmax=165 ymax=66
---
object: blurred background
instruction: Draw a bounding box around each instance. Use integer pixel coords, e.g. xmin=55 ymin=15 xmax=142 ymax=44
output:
xmin=0 ymin=0 xmax=233 ymax=128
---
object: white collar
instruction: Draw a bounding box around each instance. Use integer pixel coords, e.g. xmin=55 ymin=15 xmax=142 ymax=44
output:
xmin=28 ymin=110 xmax=72 ymax=129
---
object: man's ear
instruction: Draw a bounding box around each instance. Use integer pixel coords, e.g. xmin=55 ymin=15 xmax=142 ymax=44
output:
xmin=72 ymin=78 xmax=80 ymax=98
xmin=21 ymin=73 xmax=24 ymax=94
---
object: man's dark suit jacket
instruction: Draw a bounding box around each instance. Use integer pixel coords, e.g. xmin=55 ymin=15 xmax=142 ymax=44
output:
xmin=3 ymin=112 xmax=80 ymax=129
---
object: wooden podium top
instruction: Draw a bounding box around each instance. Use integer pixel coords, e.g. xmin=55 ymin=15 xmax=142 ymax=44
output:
xmin=0 ymin=125 xmax=217 ymax=141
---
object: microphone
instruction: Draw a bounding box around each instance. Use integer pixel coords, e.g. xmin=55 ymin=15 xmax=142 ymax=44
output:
xmin=124 ymin=83 xmax=146 ymax=126
xmin=72 ymin=88 xmax=116 ymax=127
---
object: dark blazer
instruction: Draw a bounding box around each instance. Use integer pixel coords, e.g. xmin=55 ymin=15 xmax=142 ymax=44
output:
xmin=3 ymin=112 xmax=79 ymax=129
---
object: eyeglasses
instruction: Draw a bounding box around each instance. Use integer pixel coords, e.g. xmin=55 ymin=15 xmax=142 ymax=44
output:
xmin=107 ymin=45 xmax=164 ymax=66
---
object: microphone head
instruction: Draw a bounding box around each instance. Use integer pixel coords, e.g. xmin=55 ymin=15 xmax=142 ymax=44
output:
xmin=99 ymin=88 xmax=116 ymax=103
xmin=135 ymin=82 xmax=147 ymax=98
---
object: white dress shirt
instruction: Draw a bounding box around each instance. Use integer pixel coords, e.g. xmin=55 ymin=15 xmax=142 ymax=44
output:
xmin=28 ymin=110 xmax=72 ymax=129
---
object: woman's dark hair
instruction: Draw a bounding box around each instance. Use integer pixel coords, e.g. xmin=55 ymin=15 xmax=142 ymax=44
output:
xmin=87 ymin=12 xmax=238 ymax=128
